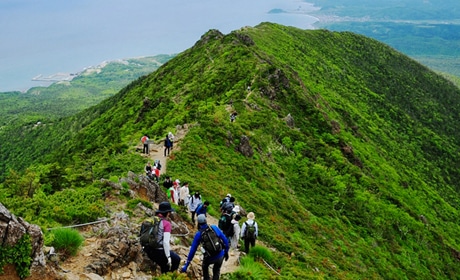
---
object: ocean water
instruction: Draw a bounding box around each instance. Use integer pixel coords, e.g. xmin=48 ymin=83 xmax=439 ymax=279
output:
xmin=0 ymin=0 xmax=319 ymax=92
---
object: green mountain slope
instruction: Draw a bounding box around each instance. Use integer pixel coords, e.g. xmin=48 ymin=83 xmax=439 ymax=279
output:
xmin=2 ymin=23 xmax=460 ymax=279
xmin=0 ymin=55 xmax=173 ymax=179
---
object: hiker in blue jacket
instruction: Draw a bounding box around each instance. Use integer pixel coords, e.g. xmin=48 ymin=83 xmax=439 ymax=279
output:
xmin=194 ymin=201 xmax=210 ymax=229
xmin=181 ymin=214 xmax=229 ymax=280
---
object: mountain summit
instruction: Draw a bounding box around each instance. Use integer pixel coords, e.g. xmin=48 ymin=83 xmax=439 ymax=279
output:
xmin=2 ymin=22 xmax=460 ymax=279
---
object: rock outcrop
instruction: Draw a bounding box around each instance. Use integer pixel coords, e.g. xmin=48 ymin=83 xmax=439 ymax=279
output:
xmin=0 ymin=203 xmax=60 ymax=280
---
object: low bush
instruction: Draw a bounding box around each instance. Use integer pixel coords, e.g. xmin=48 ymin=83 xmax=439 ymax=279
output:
xmin=48 ymin=228 xmax=84 ymax=258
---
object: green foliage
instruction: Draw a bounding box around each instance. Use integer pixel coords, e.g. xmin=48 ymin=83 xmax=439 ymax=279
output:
xmin=127 ymin=198 xmax=152 ymax=209
xmin=0 ymin=185 xmax=106 ymax=229
xmin=248 ymin=245 xmax=273 ymax=263
xmin=0 ymin=234 xmax=32 ymax=279
xmin=47 ymin=228 xmax=85 ymax=258
xmin=229 ymin=256 xmax=272 ymax=280
xmin=0 ymin=55 xmax=173 ymax=181
xmin=151 ymin=271 xmax=189 ymax=280
xmin=1 ymin=23 xmax=460 ymax=279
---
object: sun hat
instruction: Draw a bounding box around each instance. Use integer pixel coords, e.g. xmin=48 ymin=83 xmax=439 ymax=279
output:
xmin=156 ymin=201 xmax=175 ymax=214
xmin=247 ymin=212 xmax=255 ymax=220
xmin=226 ymin=193 xmax=231 ymax=197
xmin=197 ymin=214 xmax=207 ymax=224
xmin=233 ymin=205 xmax=240 ymax=213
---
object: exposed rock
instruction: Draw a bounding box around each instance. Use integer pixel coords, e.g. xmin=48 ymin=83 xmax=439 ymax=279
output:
xmin=260 ymin=68 xmax=290 ymax=100
xmin=284 ymin=113 xmax=295 ymax=128
xmin=235 ymin=32 xmax=255 ymax=46
xmin=331 ymin=120 xmax=341 ymax=134
xmin=226 ymin=131 xmax=234 ymax=147
xmin=0 ymin=203 xmax=60 ymax=280
xmin=196 ymin=29 xmax=224 ymax=47
xmin=102 ymin=172 xmax=167 ymax=203
xmin=236 ymin=135 xmax=254 ymax=157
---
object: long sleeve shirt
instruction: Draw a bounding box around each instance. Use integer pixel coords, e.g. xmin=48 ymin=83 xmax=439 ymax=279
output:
xmin=185 ymin=224 xmax=229 ymax=264
xmin=241 ymin=219 xmax=258 ymax=238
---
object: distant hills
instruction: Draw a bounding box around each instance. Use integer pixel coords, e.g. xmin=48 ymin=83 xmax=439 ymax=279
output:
xmin=2 ymin=23 xmax=460 ymax=279
xmin=307 ymin=0 xmax=460 ymax=76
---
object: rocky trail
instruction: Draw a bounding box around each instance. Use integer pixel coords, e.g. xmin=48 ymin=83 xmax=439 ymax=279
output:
xmin=1 ymin=124 xmax=258 ymax=280
xmin=55 ymin=124 xmax=244 ymax=279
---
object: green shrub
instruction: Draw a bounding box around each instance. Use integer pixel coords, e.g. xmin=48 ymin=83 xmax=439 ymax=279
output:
xmin=48 ymin=228 xmax=84 ymax=258
xmin=229 ymin=256 xmax=270 ymax=279
xmin=248 ymin=245 xmax=273 ymax=263
xmin=152 ymin=271 xmax=189 ymax=279
xmin=0 ymin=234 xmax=32 ymax=279
xmin=127 ymin=198 xmax=152 ymax=209
xmin=109 ymin=176 xmax=119 ymax=183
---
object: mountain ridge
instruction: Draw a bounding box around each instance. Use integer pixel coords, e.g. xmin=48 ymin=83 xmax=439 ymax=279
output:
xmin=2 ymin=22 xmax=460 ymax=279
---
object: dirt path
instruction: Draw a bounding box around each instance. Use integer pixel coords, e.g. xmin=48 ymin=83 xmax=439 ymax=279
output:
xmin=141 ymin=126 xmax=243 ymax=274
xmin=59 ymin=126 xmax=242 ymax=278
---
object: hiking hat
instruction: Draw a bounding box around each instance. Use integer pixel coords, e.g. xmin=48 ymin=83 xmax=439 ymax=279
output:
xmin=233 ymin=205 xmax=240 ymax=213
xmin=247 ymin=212 xmax=255 ymax=220
xmin=226 ymin=193 xmax=231 ymax=197
xmin=197 ymin=214 xmax=207 ymax=224
xmin=176 ymin=179 xmax=180 ymax=184
xmin=156 ymin=201 xmax=175 ymax=214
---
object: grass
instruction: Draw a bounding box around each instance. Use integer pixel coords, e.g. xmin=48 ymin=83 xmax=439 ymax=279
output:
xmin=47 ymin=228 xmax=85 ymax=258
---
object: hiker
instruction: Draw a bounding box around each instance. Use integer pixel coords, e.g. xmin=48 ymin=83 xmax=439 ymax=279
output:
xmin=164 ymin=134 xmax=172 ymax=157
xmin=163 ymin=176 xmax=173 ymax=190
xmin=230 ymin=112 xmax=237 ymax=122
xmin=241 ymin=212 xmax=258 ymax=253
xmin=179 ymin=182 xmax=190 ymax=207
xmin=168 ymin=131 xmax=175 ymax=150
xmin=141 ymin=135 xmax=149 ymax=154
xmin=142 ymin=201 xmax=181 ymax=274
xmin=220 ymin=196 xmax=235 ymax=214
xmin=195 ymin=201 xmax=210 ymax=228
xmin=196 ymin=201 xmax=210 ymax=217
xmin=219 ymin=194 xmax=231 ymax=208
xmin=218 ymin=210 xmax=234 ymax=241
xmin=152 ymin=165 xmax=160 ymax=182
xmin=144 ymin=162 xmax=153 ymax=179
xmin=230 ymin=214 xmax=242 ymax=252
xmin=167 ymin=185 xmax=175 ymax=203
xmin=173 ymin=179 xmax=180 ymax=205
xmin=180 ymin=214 xmax=229 ymax=280
xmin=154 ymin=159 xmax=162 ymax=171
xmin=188 ymin=191 xmax=202 ymax=224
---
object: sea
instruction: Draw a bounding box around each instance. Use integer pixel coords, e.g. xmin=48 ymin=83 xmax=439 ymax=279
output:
xmin=0 ymin=0 xmax=319 ymax=92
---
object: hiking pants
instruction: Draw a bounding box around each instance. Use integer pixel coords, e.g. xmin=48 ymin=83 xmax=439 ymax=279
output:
xmin=191 ymin=211 xmax=197 ymax=223
xmin=202 ymin=255 xmax=224 ymax=280
xmin=244 ymin=237 xmax=256 ymax=253
xmin=143 ymin=143 xmax=149 ymax=154
xmin=143 ymin=247 xmax=180 ymax=274
xmin=164 ymin=146 xmax=170 ymax=156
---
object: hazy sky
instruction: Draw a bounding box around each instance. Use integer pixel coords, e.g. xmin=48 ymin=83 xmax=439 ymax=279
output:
xmin=0 ymin=0 xmax=319 ymax=92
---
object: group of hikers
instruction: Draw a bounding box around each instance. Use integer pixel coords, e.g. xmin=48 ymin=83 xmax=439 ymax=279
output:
xmin=140 ymin=175 xmax=259 ymax=279
xmin=140 ymin=131 xmax=174 ymax=157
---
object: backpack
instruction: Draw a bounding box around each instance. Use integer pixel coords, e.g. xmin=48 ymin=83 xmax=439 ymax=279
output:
xmin=218 ymin=212 xmax=234 ymax=237
xmin=139 ymin=217 xmax=162 ymax=248
xmin=244 ymin=221 xmax=256 ymax=240
xmin=201 ymin=226 xmax=223 ymax=257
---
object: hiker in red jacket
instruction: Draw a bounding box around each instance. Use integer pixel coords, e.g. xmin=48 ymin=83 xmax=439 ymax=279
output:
xmin=141 ymin=135 xmax=149 ymax=154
